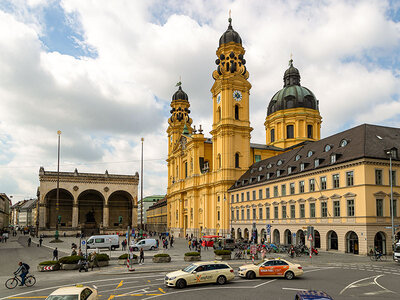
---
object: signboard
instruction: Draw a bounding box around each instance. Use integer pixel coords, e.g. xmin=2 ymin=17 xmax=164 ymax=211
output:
xmin=308 ymin=234 xmax=313 ymax=241
xmin=266 ymin=224 xmax=271 ymax=235
xmin=250 ymin=245 xmax=257 ymax=254
xmin=292 ymin=232 xmax=296 ymax=238
xmin=81 ymin=240 xmax=86 ymax=246
xmin=226 ymin=234 xmax=231 ymax=239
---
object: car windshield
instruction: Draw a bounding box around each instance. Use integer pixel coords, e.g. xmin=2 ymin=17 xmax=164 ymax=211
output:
xmin=182 ymin=264 xmax=197 ymax=273
xmin=46 ymin=295 xmax=79 ymax=300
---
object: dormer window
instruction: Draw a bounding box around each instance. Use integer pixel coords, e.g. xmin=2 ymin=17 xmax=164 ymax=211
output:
xmin=266 ymin=173 xmax=270 ymax=180
xmin=257 ymin=175 xmax=264 ymax=182
xmin=331 ymin=154 xmax=336 ymax=164
xmin=307 ymin=150 xmax=313 ymax=157
xmin=314 ymin=159 xmax=320 ymax=168
xmin=295 ymin=155 xmax=301 ymax=161
xmin=277 ymin=170 xmax=281 ymax=177
xmin=288 ymin=167 xmax=292 ymax=174
xmin=340 ymin=139 xmax=348 ymax=147
xmin=258 ymin=166 xmax=264 ymax=171
xmin=277 ymin=159 xmax=283 ymax=166
xmin=300 ymin=163 xmax=305 ymax=171
xmin=324 ymin=144 xmax=332 ymax=152
xmin=267 ymin=163 xmax=272 ymax=169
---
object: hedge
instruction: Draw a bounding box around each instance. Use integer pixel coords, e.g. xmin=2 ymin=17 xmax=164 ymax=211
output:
xmin=59 ymin=255 xmax=83 ymax=264
xmin=154 ymin=253 xmax=170 ymax=258
xmin=214 ymin=250 xmax=231 ymax=255
xmin=39 ymin=261 xmax=60 ymax=266
xmin=96 ymin=254 xmax=110 ymax=261
xmin=185 ymin=252 xmax=200 ymax=256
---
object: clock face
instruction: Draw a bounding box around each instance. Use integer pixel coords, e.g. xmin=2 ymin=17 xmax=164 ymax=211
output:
xmin=216 ymin=93 xmax=221 ymax=104
xmin=233 ymin=90 xmax=242 ymax=101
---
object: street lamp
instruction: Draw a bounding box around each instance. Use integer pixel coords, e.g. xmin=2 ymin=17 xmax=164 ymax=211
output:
xmin=140 ymin=137 xmax=144 ymax=232
xmin=386 ymin=148 xmax=396 ymax=251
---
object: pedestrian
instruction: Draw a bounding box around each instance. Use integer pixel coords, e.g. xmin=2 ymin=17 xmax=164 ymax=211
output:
xmin=188 ymin=240 xmax=191 ymax=250
xmin=71 ymin=248 xmax=77 ymax=256
xmin=53 ymin=248 xmax=59 ymax=261
xmin=27 ymin=237 xmax=31 ymax=247
xmin=156 ymin=239 xmax=159 ymax=248
xmin=39 ymin=237 xmax=43 ymax=247
xmin=90 ymin=251 xmax=100 ymax=270
xmin=170 ymin=235 xmax=174 ymax=248
xmin=78 ymin=248 xmax=83 ymax=257
xmin=139 ymin=248 xmax=144 ymax=265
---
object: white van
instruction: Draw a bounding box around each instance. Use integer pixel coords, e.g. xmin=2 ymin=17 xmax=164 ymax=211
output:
xmin=394 ymin=242 xmax=400 ymax=262
xmin=87 ymin=235 xmax=120 ymax=250
xmin=131 ymin=239 xmax=158 ymax=251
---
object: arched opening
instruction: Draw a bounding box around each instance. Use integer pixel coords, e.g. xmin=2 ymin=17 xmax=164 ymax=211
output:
xmin=345 ymin=231 xmax=359 ymax=254
xmin=374 ymin=231 xmax=387 ymax=255
xmin=307 ymin=125 xmax=313 ymax=139
xmin=252 ymin=228 xmax=258 ymax=243
xmin=237 ymin=228 xmax=242 ymax=239
xmin=286 ymin=125 xmax=294 ymax=139
xmin=261 ymin=229 xmax=266 ymax=242
xmin=231 ymin=228 xmax=235 ymax=239
xmin=235 ymin=153 xmax=240 ymax=168
xmin=45 ymin=189 xmax=73 ymax=229
xmin=273 ymin=229 xmax=280 ymax=244
xmin=296 ymin=230 xmax=305 ymax=245
xmin=108 ymin=191 xmax=133 ymax=229
xmin=284 ymin=229 xmax=292 ymax=245
xmin=78 ymin=190 xmax=104 ymax=235
xmin=270 ymin=129 xmax=275 ymax=143
xmin=327 ymin=230 xmax=338 ymax=250
xmin=235 ymin=105 xmax=239 ymax=120
xmin=314 ymin=230 xmax=321 ymax=248
xmin=244 ymin=228 xmax=249 ymax=240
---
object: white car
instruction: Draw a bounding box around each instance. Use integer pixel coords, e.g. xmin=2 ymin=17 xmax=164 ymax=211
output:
xmin=131 ymin=239 xmax=158 ymax=250
xmin=46 ymin=285 xmax=98 ymax=300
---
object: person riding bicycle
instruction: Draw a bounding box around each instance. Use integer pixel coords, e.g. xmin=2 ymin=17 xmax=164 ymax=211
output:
xmin=14 ymin=262 xmax=29 ymax=286
xmin=374 ymin=246 xmax=382 ymax=259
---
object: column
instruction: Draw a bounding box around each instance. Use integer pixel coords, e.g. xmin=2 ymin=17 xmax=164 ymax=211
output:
xmin=103 ymin=205 xmax=109 ymax=228
xmin=39 ymin=203 xmax=47 ymax=229
xmin=72 ymin=204 xmax=78 ymax=228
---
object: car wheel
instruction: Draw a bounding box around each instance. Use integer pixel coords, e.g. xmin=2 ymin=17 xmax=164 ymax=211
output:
xmin=216 ymin=275 xmax=227 ymax=285
xmin=175 ymin=279 xmax=186 ymax=289
xmin=150 ymin=246 xmax=155 ymax=250
xmin=111 ymin=246 xmax=115 ymax=251
xmin=285 ymin=271 xmax=294 ymax=280
xmin=246 ymin=271 xmax=256 ymax=279
xmin=133 ymin=247 xmax=138 ymax=251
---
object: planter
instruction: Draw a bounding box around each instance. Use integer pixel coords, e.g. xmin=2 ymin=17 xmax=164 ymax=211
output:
xmin=119 ymin=258 xmax=138 ymax=265
xmin=61 ymin=263 xmax=79 ymax=270
xmin=37 ymin=264 xmax=60 ymax=272
xmin=98 ymin=261 xmax=109 ymax=267
xmin=152 ymin=256 xmax=171 ymax=263
xmin=184 ymin=256 xmax=201 ymax=262
xmin=214 ymin=254 xmax=231 ymax=260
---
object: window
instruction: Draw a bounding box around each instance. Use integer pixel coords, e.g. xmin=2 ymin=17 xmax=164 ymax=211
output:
xmin=266 ymin=207 xmax=270 ymax=219
xmin=241 ymin=193 xmax=244 ymax=202
xmin=287 ymin=125 xmax=294 ymax=139
xmin=218 ymin=196 xmax=220 ymax=202
xmin=376 ymin=199 xmax=383 ymax=217
xmin=309 ymin=178 xmax=315 ymax=192
xmin=259 ymin=189 xmax=263 ymax=199
xmin=281 ymin=184 xmax=286 ymax=196
xmin=295 ymin=155 xmax=301 ymax=161
xmin=252 ymin=208 xmax=256 ymax=219
xmin=266 ymin=188 xmax=270 ymax=198
xmin=330 ymin=154 xmax=336 ymax=164
xmin=247 ymin=209 xmax=250 ymax=219
xmin=392 ymin=199 xmax=398 ymax=217
xmin=310 ymin=203 xmax=315 ymax=218
xmin=347 ymin=199 xmax=355 ymax=216
xmin=333 ymin=174 xmax=340 ymax=188
xmin=340 ymin=139 xmax=348 ymax=147
xmin=217 ymin=211 xmax=220 ymax=220
xmin=252 ymin=190 xmax=256 ymax=200
xmin=321 ymin=202 xmax=327 ymax=217
xmin=375 ymin=169 xmax=383 ymax=185
xmin=231 ymin=195 xmax=234 ymax=203
xmin=299 ymin=181 xmax=305 ymax=193
xmin=274 ymin=206 xmax=279 ymax=219
xmin=235 ymin=153 xmax=240 ymax=168
xmin=246 ymin=192 xmax=250 ymax=201
xmin=282 ymin=206 xmax=287 ymax=218
xmin=307 ymin=125 xmax=313 ymax=139
xmin=390 ymin=170 xmax=397 ymax=186
xmin=274 ymin=186 xmax=278 ymax=197
xmin=259 ymin=208 xmax=263 ymax=219
xmin=236 ymin=194 xmax=239 ymax=202
xmin=300 ymin=163 xmax=305 ymax=171
xmin=235 ymin=104 xmax=239 ymax=120
xmin=277 ymin=159 xmax=283 ymax=166
xmin=333 ymin=200 xmax=340 ymax=217
xmin=307 ymin=150 xmax=313 ymax=157
xmin=314 ymin=159 xmax=320 ymax=168
xmin=300 ymin=204 xmax=305 ymax=218
xmin=324 ymin=144 xmax=331 ymax=152
xmin=236 ymin=210 xmax=239 ymax=220
xmin=185 ymin=162 xmax=188 ymax=178
xmin=290 ymin=183 xmax=295 ymax=195
xmin=346 ymin=171 xmax=354 ymax=186
xmin=277 ymin=170 xmax=281 ymax=177
xmin=290 ymin=205 xmax=295 ymax=219
xmin=288 ymin=167 xmax=292 ymax=174
xmin=241 ymin=209 xmax=244 ymax=220
xmin=255 ymin=155 xmax=261 ymax=162
xmin=320 ymin=176 xmax=327 ymax=190
xmin=271 ymin=129 xmax=275 ymax=143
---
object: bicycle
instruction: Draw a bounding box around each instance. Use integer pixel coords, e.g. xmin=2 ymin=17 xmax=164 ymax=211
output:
xmin=5 ymin=274 xmax=36 ymax=289
xmin=370 ymin=254 xmax=387 ymax=261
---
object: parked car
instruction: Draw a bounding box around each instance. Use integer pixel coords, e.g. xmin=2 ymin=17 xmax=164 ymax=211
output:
xmin=86 ymin=235 xmax=119 ymax=250
xmin=131 ymin=238 xmax=158 ymax=251
xmin=294 ymin=290 xmax=333 ymax=300
xmin=394 ymin=242 xmax=400 ymax=262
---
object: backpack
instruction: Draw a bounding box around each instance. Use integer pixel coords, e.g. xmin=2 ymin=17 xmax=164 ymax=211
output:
xmin=22 ymin=263 xmax=30 ymax=271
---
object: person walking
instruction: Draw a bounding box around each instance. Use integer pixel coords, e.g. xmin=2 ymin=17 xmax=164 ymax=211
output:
xmin=39 ymin=237 xmax=43 ymax=247
xmin=188 ymin=239 xmax=191 ymax=250
xmin=170 ymin=236 xmax=174 ymax=248
xmin=90 ymin=251 xmax=100 ymax=270
xmin=53 ymin=248 xmax=59 ymax=261
xmin=27 ymin=237 xmax=31 ymax=247
xmin=139 ymin=248 xmax=144 ymax=265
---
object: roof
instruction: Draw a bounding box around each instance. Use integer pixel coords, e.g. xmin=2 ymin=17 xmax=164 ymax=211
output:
xmin=147 ymin=197 xmax=167 ymax=211
xmin=20 ymin=199 xmax=37 ymax=210
xmin=250 ymin=143 xmax=283 ymax=151
xmin=140 ymin=195 xmax=165 ymax=203
xmin=219 ymin=18 xmax=242 ymax=46
xmin=50 ymin=286 xmax=91 ymax=295
xmin=230 ymin=124 xmax=400 ymax=191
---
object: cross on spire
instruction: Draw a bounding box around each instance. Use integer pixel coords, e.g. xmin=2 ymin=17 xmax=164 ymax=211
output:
xmin=228 ymin=9 xmax=232 ymax=26
xmin=289 ymin=53 xmax=293 ymax=66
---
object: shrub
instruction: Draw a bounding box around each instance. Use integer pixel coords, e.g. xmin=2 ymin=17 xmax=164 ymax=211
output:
xmin=39 ymin=261 xmax=60 ymax=266
xmin=214 ymin=250 xmax=231 ymax=256
xmin=59 ymin=255 xmax=83 ymax=264
xmin=96 ymin=254 xmax=110 ymax=261
xmin=185 ymin=252 xmax=200 ymax=256
xmin=118 ymin=254 xmax=128 ymax=259
xmin=154 ymin=253 xmax=170 ymax=258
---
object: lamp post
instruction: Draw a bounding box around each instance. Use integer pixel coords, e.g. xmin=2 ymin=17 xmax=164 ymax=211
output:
xmin=55 ymin=130 xmax=61 ymax=241
xmin=140 ymin=137 xmax=144 ymax=232
xmin=386 ymin=148 xmax=396 ymax=251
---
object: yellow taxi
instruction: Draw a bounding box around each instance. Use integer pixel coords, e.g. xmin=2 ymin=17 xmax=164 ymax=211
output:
xmin=238 ymin=258 xmax=303 ymax=280
xmin=46 ymin=285 xmax=98 ymax=300
xmin=164 ymin=261 xmax=235 ymax=288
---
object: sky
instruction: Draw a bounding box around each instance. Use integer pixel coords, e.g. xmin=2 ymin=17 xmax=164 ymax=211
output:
xmin=1 ymin=0 xmax=400 ymax=203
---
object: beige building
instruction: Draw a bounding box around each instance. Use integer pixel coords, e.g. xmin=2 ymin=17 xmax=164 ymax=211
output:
xmin=0 ymin=193 xmax=11 ymax=231
xmin=146 ymin=197 xmax=167 ymax=233
xmin=229 ymin=124 xmax=400 ymax=255
xmin=37 ymin=167 xmax=139 ymax=235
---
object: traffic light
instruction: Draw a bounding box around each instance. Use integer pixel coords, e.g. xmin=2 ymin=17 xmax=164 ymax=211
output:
xmin=118 ymin=216 xmax=123 ymax=224
xmin=57 ymin=215 xmax=61 ymax=224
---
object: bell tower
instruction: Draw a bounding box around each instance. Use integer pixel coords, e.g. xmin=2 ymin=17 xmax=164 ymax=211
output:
xmin=210 ymin=16 xmax=252 ymax=179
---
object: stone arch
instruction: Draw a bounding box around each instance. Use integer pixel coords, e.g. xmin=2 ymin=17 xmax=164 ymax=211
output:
xmin=77 ymin=189 xmax=105 ymax=234
xmin=296 ymin=229 xmax=305 ymax=245
xmin=284 ymin=229 xmax=292 ymax=245
xmin=244 ymin=228 xmax=249 ymax=240
xmin=237 ymin=228 xmax=242 ymax=239
xmin=108 ymin=190 xmax=133 ymax=229
xmin=231 ymin=228 xmax=235 ymax=239
xmin=273 ymin=229 xmax=280 ymax=244
xmin=261 ymin=229 xmax=266 ymax=241
xmin=44 ymin=188 xmax=74 ymax=229
xmin=327 ymin=230 xmax=338 ymax=250
xmin=345 ymin=231 xmax=359 ymax=254
xmin=374 ymin=231 xmax=387 ymax=255
xmin=314 ymin=230 xmax=321 ymax=248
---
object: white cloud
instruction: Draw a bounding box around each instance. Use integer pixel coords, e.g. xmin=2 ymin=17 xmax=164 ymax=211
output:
xmin=1 ymin=0 xmax=400 ymax=202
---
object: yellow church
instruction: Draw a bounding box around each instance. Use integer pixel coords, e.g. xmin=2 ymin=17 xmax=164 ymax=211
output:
xmin=166 ymin=17 xmax=322 ymax=237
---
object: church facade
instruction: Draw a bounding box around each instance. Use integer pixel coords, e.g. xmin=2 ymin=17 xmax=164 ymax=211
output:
xmin=166 ymin=18 xmax=321 ymax=237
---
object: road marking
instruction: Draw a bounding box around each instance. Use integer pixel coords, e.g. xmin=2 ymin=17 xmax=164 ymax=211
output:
xmin=374 ymin=275 xmax=397 ymax=294
xmin=158 ymin=288 xmax=166 ymax=294
xmin=340 ymin=275 xmax=382 ymax=295
xmin=107 ymin=296 xmax=115 ymax=300
xmin=100 ymin=283 xmax=163 ymax=293
xmin=93 ymin=285 xmax=97 ymax=289
xmin=282 ymin=288 xmax=307 ymax=291
xmin=147 ymin=280 xmax=151 ymax=283
xmin=8 ymin=297 xmax=47 ymax=299
xmin=116 ymin=281 xmax=124 ymax=289
xmin=253 ymin=279 xmax=277 ymax=288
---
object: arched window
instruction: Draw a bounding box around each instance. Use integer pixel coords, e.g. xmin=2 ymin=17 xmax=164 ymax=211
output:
xmin=307 ymin=125 xmax=313 ymax=139
xmin=235 ymin=105 xmax=239 ymax=120
xmin=287 ymin=125 xmax=294 ymax=139
xmin=235 ymin=153 xmax=240 ymax=168
xmin=270 ymin=129 xmax=275 ymax=143
xmin=217 ymin=107 xmax=221 ymax=122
